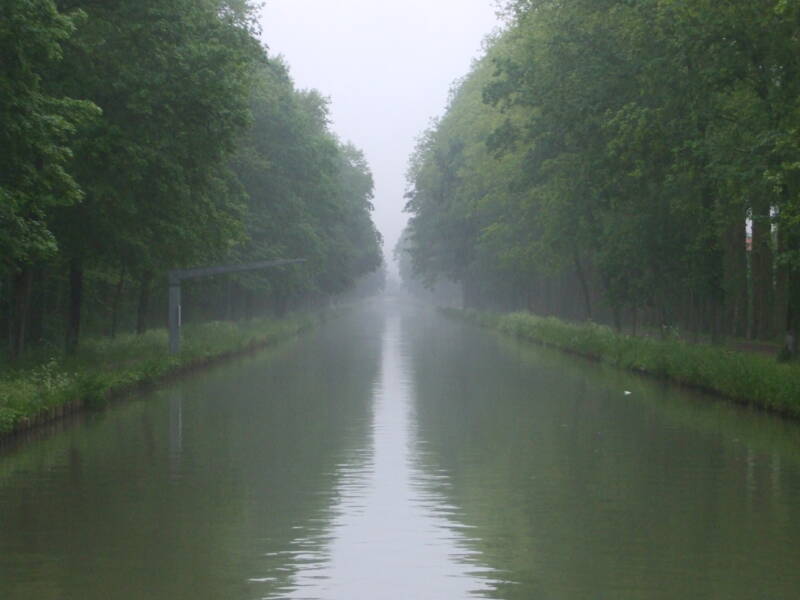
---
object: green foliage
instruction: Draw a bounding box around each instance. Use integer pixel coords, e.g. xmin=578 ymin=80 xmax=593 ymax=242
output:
xmin=0 ymin=357 xmax=75 ymax=434
xmin=0 ymin=0 xmax=98 ymax=273
xmin=448 ymin=308 xmax=800 ymax=417
xmin=75 ymin=372 xmax=107 ymax=410
xmin=228 ymin=61 xmax=382 ymax=306
xmin=405 ymin=0 xmax=800 ymax=338
xmin=1 ymin=0 xmax=381 ymax=361
xmin=47 ymin=0 xmax=266 ymax=273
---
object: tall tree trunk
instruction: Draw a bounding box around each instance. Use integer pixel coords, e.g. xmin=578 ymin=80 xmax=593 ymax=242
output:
xmin=785 ymin=273 xmax=800 ymax=359
xmin=687 ymin=292 xmax=699 ymax=342
xmin=528 ymin=274 xmax=543 ymax=314
xmin=225 ymin=277 xmax=234 ymax=321
xmin=774 ymin=217 xmax=790 ymax=342
xmin=274 ymin=289 xmax=288 ymax=318
xmin=524 ymin=277 xmax=533 ymax=314
xmin=136 ymin=271 xmax=153 ymax=335
xmin=657 ymin=291 xmax=671 ymax=339
xmin=65 ymin=259 xmax=83 ymax=355
xmin=778 ymin=193 xmax=800 ymax=359
xmin=750 ymin=202 xmax=774 ymax=340
xmin=709 ymin=298 xmax=723 ymax=345
xmin=110 ymin=267 xmax=126 ymax=339
xmin=611 ymin=303 xmax=622 ymax=332
xmin=544 ymin=277 xmax=554 ymax=317
xmin=462 ymin=276 xmax=476 ymax=310
xmin=722 ymin=216 xmax=748 ymax=338
xmin=4 ymin=275 xmax=10 ymax=356
xmin=244 ymin=289 xmax=253 ymax=320
xmin=28 ymin=267 xmax=45 ymax=345
xmin=573 ymin=252 xmax=592 ymax=321
xmin=9 ymin=268 xmax=33 ymax=361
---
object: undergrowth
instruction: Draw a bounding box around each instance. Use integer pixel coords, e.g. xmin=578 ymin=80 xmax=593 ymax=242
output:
xmin=443 ymin=308 xmax=800 ymax=418
xmin=0 ymin=315 xmax=311 ymax=437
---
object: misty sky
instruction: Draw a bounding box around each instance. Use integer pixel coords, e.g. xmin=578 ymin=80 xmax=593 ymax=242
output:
xmin=259 ymin=1 xmax=501 ymax=272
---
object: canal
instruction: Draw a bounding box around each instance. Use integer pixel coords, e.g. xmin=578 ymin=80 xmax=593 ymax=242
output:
xmin=2 ymin=300 xmax=800 ymax=599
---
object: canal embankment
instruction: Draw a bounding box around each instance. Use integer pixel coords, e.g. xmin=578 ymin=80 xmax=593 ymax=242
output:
xmin=444 ymin=308 xmax=800 ymax=418
xmin=0 ymin=314 xmax=316 ymax=441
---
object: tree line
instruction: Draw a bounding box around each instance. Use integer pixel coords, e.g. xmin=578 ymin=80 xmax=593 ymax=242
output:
xmin=1 ymin=0 xmax=382 ymax=360
xmin=402 ymin=0 xmax=800 ymax=352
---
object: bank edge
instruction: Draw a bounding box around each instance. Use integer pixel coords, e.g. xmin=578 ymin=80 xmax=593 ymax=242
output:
xmin=443 ymin=308 xmax=800 ymax=419
xmin=0 ymin=312 xmax=329 ymax=443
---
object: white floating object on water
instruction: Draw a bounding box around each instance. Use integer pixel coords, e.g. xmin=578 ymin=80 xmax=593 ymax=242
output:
xmin=624 ymin=390 xmax=632 ymax=395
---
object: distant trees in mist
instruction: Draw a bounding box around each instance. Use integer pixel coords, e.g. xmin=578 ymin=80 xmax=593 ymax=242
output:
xmin=1 ymin=0 xmax=382 ymax=359
xmin=402 ymin=0 xmax=800 ymax=351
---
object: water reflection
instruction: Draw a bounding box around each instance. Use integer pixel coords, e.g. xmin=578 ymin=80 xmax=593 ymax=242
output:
xmin=0 ymin=311 xmax=383 ymax=600
xmin=404 ymin=308 xmax=800 ymax=599
xmin=168 ymin=390 xmax=183 ymax=482
xmin=2 ymin=303 xmax=800 ymax=599
xmin=266 ymin=311 xmax=499 ymax=599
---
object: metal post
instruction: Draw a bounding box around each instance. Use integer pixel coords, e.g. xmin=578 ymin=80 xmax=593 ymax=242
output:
xmin=168 ymin=279 xmax=182 ymax=355
xmin=166 ymin=258 xmax=305 ymax=354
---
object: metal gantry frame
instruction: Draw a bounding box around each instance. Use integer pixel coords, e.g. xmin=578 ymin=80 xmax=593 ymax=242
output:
xmin=167 ymin=258 xmax=306 ymax=354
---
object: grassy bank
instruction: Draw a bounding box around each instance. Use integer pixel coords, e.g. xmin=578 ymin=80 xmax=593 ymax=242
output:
xmin=0 ymin=315 xmax=313 ymax=438
xmin=444 ymin=308 xmax=800 ymax=418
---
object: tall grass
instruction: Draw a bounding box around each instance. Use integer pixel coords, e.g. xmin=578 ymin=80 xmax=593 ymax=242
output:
xmin=444 ymin=308 xmax=800 ymax=418
xmin=0 ymin=315 xmax=312 ymax=437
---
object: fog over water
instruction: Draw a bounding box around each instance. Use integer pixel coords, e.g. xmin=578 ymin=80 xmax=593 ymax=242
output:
xmin=259 ymin=1 xmax=501 ymax=271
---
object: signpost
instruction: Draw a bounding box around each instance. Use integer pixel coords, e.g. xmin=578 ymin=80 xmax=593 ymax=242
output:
xmin=167 ymin=258 xmax=306 ymax=354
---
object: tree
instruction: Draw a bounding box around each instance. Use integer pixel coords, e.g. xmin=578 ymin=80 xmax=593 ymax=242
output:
xmin=0 ymin=0 xmax=97 ymax=358
xmin=47 ymin=0 xmax=264 ymax=351
xmin=404 ymin=0 xmax=800 ymax=352
xmin=226 ymin=60 xmax=382 ymax=316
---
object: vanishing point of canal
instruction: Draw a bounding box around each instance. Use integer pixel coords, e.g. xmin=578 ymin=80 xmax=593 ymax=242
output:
xmin=2 ymin=300 xmax=800 ymax=599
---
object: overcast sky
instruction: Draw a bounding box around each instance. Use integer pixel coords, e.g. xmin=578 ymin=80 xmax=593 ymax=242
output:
xmin=258 ymin=1 xmax=501 ymax=272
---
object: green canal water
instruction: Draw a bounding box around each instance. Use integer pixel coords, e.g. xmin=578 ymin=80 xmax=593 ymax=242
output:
xmin=2 ymin=301 xmax=800 ymax=599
